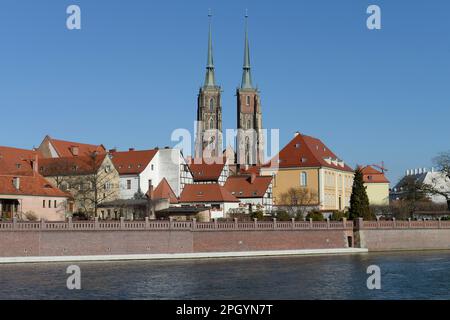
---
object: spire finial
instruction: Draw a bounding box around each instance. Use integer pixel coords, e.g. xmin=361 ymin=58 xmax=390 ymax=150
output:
xmin=204 ymin=9 xmax=215 ymax=87
xmin=241 ymin=10 xmax=253 ymax=89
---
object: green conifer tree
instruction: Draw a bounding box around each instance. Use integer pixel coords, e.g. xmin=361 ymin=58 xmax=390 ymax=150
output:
xmin=349 ymin=168 xmax=373 ymax=220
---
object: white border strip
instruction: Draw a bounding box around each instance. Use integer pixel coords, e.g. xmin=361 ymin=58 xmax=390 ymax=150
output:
xmin=0 ymin=248 xmax=368 ymax=264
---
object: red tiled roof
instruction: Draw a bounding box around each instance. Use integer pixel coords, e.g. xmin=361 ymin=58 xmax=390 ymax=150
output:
xmin=0 ymin=174 xmax=70 ymax=198
xmin=39 ymin=154 xmax=107 ymax=176
xmin=179 ymin=184 xmax=240 ymax=203
xmin=0 ymin=146 xmax=39 ymax=176
xmin=360 ymin=165 xmax=390 ymax=183
xmin=224 ymin=175 xmax=272 ymax=198
xmin=47 ymin=136 xmax=106 ymax=158
xmin=188 ymin=158 xmax=226 ymax=182
xmin=110 ymin=149 xmax=158 ymax=175
xmin=152 ymin=178 xmax=178 ymax=204
xmin=265 ymin=133 xmax=353 ymax=172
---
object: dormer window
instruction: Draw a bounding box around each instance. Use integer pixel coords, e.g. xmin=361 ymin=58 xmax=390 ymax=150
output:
xmin=16 ymin=163 xmax=21 ymax=169
xmin=295 ymin=143 xmax=301 ymax=148
xmin=301 ymin=157 xmax=307 ymax=163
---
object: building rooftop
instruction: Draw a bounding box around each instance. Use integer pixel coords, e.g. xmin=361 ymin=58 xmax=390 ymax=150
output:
xmin=110 ymin=149 xmax=158 ymax=175
xmin=224 ymin=174 xmax=272 ymax=198
xmin=179 ymin=184 xmax=239 ymax=203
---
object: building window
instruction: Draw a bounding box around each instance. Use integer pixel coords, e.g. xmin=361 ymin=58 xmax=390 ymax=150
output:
xmin=127 ymin=180 xmax=131 ymax=190
xmin=209 ymin=98 xmax=214 ymax=111
xmin=43 ymin=200 xmax=45 ymax=208
xmin=300 ymin=172 xmax=307 ymax=186
xmin=151 ymin=164 xmax=154 ymax=171
xmin=148 ymin=180 xmax=152 ymax=189
xmin=246 ymin=96 xmax=250 ymax=105
xmin=48 ymin=200 xmax=51 ymax=208
xmin=247 ymin=119 xmax=251 ymax=129
xmin=54 ymin=200 xmax=57 ymax=208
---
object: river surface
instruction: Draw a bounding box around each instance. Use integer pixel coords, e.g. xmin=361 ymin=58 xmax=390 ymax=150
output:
xmin=1 ymin=251 xmax=450 ymax=299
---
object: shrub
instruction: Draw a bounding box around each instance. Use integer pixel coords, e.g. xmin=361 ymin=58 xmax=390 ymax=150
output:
xmin=250 ymin=211 xmax=264 ymax=220
xmin=24 ymin=211 xmax=38 ymax=221
xmin=330 ymin=210 xmax=348 ymax=221
xmin=274 ymin=210 xmax=292 ymax=221
xmin=306 ymin=210 xmax=324 ymax=221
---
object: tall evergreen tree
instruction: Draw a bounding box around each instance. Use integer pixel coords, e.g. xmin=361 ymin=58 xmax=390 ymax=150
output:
xmin=349 ymin=168 xmax=373 ymax=220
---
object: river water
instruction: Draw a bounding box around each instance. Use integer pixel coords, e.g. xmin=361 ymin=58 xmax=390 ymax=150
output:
xmin=1 ymin=251 xmax=450 ymax=299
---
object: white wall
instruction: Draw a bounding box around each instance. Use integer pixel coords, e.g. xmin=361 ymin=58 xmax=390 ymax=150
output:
xmin=118 ymin=149 xmax=193 ymax=199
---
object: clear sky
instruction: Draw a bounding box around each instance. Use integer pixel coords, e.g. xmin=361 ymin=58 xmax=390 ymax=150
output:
xmin=1 ymin=0 xmax=449 ymax=183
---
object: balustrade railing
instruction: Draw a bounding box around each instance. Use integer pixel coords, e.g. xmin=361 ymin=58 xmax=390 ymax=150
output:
xmin=0 ymin=217 xmax=353 ymax=231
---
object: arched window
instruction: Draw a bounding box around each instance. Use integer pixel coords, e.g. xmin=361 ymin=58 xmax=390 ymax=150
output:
xmin=246 ymin=96 xmax=250 ymax=105
xmin=247 ymin=119 xmax=251 ymax=129
xmin=300 ymin=172 xmax=307 ymax=187
xmin=210 ymin=118 xmax=214 ymax=129
xmin=209 ymin=98 xmax=214 ymax=111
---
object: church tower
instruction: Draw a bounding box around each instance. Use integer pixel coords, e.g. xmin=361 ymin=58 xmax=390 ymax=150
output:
xmin=194 ymin=13 xmax=222 ymax=160
xmin=236 ymin=14 xmax=264 ymax=167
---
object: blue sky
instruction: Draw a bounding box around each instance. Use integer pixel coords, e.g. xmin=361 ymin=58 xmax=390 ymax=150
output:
xmin=0 ymin=0 xmax=449 ymax=183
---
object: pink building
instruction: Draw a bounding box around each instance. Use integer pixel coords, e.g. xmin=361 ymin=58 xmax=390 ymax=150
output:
xmin=0 ymin=146 xmax=72 ymax=221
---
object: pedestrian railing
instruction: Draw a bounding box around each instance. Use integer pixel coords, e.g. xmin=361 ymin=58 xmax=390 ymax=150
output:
xmin=356 ymin=218 xmax=450 ymax=229
xmin=0 ymin=217 xmax=353 ymax=232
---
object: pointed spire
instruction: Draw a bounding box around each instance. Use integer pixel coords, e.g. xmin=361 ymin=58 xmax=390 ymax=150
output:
xmin=241 ymin=11 xmax=253 ymax=89
xmin=204 ymin=10 xmax=216 ymax=87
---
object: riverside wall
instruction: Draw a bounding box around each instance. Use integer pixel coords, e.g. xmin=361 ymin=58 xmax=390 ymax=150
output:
xmin=0 ymin=218 xmax=353 ymax=258
xmin=355 ymin=218 xmax=450 ymax=251
xmin=2 ymin=218 xmax=450 ymax=259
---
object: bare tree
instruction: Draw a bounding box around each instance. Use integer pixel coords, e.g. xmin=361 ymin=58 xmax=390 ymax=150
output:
xmin=73 ymin=152 xmax=118 ymax=217
xmin=277 ymin=187 xmax=319 ymax=219
xmin=422 ymin=151 xmax=450 ymax=210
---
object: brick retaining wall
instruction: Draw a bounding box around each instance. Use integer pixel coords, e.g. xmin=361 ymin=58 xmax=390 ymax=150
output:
xmin=0 ymin=218 xmax=353 ymax=258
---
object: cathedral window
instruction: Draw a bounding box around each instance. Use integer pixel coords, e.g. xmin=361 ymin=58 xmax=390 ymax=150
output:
xmin=209 ymin=98 xmax=214 ymax=111
xmin=247 ymin=119 xmax=251 ymax=129
xmin=210 ymin=118 xmax=214 ymax=129
xmin=246 ymin=96 xmax=250 ymax=106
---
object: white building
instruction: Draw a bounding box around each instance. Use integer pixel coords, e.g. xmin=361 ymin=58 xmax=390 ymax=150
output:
xmin=110 ymin=148 xmax=193 ymax=199
xmin=179 ymin=184 xmax=240 ymax=219
xmin=392 ymin=167 xmax=450 ymax=204
xmin=223 ymin=174 xmax=273 ymax=214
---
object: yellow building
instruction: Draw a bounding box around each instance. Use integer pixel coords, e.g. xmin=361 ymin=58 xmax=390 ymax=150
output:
xmin=260 ymin=132 xmax=354 ymax=211
xmin=360 ymin=165 xmax=390 ymax=206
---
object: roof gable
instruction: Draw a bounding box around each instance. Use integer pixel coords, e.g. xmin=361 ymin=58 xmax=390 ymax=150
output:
xmin=151 ymin=178 xmax=178 ymax=204
xmin=266 ymin=133 xmax=353 ymax=172
xmin=45 ymin=136 xmax=106 ymax=158
xmin=110 ymin=149 xmax=158 ymax=175
xmin=39 ymin=154 xmax=107 ymax=176
xmin=224 ymin=175 xmax=272 ymax=198
xmin=179 ymin=184 xmax=239 ymax=203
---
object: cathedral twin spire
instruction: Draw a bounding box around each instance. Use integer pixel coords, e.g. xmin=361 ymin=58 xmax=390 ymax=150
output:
xmin=203 ymin=11 xmax=254 ymax=90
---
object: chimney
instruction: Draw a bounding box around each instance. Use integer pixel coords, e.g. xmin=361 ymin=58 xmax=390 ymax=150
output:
xmin=147 ymin=184 xmax=154 ymax=200
xmin=250 ymin=173 xmax=257 ymax=184
xmin=31 ymin=154 xmax=38 ymax=173
xmin=129 ymin=148 xmax=135 ymax=151
xmin=13 ymin=177 xmax=20 ymax=190
xmin=294 ymin=131 xmax=300 ymax=138
xmin=70 ymin=146 xmax=79 ymax=156
xmin=109 ymin=148 xmax=117 ymax=153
